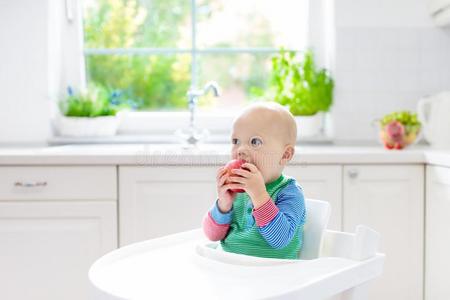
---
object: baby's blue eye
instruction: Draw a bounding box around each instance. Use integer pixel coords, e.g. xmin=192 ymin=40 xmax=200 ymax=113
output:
xmin=232 ymin=138 xmax=240 ymax=145
xmin=250 ymin=137 xmax=263 ymax=147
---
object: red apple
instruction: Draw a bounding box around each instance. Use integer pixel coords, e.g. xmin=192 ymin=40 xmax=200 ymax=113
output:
xmin=394 ymin=143 xmax=404 ymax=150
xmin=385 ymin=121 xmax=405 ymax=143
xmin=224 ymin=159 xmax=246 ymax=193
xmin=384 ymin=141 xmax=394 ymax=150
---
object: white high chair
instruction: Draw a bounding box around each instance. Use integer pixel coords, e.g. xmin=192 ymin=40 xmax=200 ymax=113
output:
xmin=88 ymin=199 xmax=385 ymax=300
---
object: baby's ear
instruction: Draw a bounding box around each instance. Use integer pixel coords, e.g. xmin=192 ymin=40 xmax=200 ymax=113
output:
xmin=280 ymin=145 xmax=295 ymax=165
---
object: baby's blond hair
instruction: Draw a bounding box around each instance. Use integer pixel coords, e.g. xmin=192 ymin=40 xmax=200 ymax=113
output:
xmin=236 ymin=102 xmax=297 ymax=145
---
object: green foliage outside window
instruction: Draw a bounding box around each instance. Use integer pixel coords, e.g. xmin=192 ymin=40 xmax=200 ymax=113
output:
xmin=83 ymin=0 xmax=191 ymax=111
xmin=83 ymin=0 xmax=287 ymax=111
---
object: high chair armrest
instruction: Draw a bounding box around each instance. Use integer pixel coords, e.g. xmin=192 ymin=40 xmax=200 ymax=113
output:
xmin=320 ymin=225 xmax=381 ymax=260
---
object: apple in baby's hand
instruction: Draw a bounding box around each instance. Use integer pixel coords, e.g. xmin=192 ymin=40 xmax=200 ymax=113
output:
xmin=224 ymin=159 xmax=246 ymax=193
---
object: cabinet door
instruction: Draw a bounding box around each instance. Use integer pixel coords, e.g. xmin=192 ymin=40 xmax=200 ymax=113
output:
xmin=119 ymin=166 xmax=217 ymax=246
xmin=343 ymin=165 xmax=424 ymax=300
xmin=426 ymin=165 xmax=450 ymax=300
xmin=285 ymin=165 xmax=342 ymax=230
xmin=0 ymin=201 xmax=117 ymax=300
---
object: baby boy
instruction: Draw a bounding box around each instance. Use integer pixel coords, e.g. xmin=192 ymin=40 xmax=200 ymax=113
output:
xmin=202 ymin=102 xmax=306 ymax=259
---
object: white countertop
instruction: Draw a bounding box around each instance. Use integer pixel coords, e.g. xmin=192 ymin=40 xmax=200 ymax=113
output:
xmin=0 ymin=144 xmax=449 ymax=167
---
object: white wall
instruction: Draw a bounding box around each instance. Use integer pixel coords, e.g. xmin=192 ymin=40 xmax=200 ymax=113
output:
xmin=332 ymin=0 xmax=450 ymax=142
xmin=0 ymin=0 xmax=52 ymax=144
xmin=0 ymin=0 xmax=85 ymax=145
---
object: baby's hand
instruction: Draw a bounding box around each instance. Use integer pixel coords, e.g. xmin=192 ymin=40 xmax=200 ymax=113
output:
xmin=229 ymin=163 xmax=270 ymax=209
xmin=216 ymin=166 xmax=239 ymax=213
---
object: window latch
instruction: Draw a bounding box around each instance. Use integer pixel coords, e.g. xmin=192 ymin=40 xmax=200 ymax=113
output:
xmin=66 ymin=0 xmax=74 ymax=23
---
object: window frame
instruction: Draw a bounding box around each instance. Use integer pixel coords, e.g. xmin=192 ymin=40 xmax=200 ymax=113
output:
xmin=81 ymin=0 xmax=317 ymax=137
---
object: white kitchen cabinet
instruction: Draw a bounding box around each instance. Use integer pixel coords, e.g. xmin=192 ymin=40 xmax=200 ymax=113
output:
xmin=119 ymin=164 xmax=343 ymax=246
xmin=425 ymin=165 xmax=450 ymax=300
xmin=0 ymin=166 xmax=117 ymax=300
xmin=285 ymin=165 xmax=342 ymax=230
xmin=119 ymin=166 xmax=217 ymax=246
xmin=343 ymin=165 xmax=424 ymax=300
xmin=0 ymin=166 xmax=117 ymax=200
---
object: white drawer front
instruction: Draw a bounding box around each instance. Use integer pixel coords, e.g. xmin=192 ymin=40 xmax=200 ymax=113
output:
xmin=0 ymin=166 xmax=116 ymax=200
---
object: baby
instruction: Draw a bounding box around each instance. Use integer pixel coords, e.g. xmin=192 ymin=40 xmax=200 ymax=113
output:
xmin=202 ymin=102 xmax=306 ymax=259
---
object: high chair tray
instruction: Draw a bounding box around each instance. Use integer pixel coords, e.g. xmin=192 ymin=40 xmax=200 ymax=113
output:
xmin=89 ymin=229 xmax=384 ymax=300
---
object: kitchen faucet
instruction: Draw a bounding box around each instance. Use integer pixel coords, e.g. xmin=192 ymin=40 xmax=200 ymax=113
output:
xmin=176 ymin=81 xmax=221 ymax=146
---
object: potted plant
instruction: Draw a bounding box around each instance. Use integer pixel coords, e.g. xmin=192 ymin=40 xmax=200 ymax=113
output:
xmin=271 ymin=49 xmax=334 ymax=138
xmin=54 ymin=84 xmax=135 ymax=137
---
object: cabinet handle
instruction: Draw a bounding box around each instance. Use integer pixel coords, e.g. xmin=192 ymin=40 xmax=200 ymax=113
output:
xmin=14 ymin=181 xmax=47 ymax=188
xmin=348 ymin=170 xmax=359 ymax=179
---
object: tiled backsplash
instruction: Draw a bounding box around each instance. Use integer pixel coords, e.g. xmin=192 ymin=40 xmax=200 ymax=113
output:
xmin=333 ymin=27 xmax=450 ymax=141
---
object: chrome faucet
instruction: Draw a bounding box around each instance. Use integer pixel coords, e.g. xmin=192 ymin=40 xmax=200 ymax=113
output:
xmin=187 ymin=81 xmax=221 ymax=129
xmin=176 ymin=81 xmax=221 ymax=146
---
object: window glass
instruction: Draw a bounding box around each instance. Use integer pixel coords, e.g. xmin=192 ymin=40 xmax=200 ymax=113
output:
xmin=82 ymin=0 xmax=308 ymax=111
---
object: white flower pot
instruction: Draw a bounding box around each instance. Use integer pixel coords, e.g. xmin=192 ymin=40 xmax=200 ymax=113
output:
xmin=295 ymin=113 xmax=324 ymax=138
xmin=54 ymin=114 xmax=120 ymax=137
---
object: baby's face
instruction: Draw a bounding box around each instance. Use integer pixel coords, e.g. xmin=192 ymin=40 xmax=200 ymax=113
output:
xmin=230 ymin=110 xmax=289 ymax=183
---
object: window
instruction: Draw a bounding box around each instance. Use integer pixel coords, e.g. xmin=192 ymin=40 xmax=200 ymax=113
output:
xmin=82 ymin=0 xmax=309 ymax=113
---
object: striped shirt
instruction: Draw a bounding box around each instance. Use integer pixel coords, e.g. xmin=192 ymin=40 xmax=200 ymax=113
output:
xmin=202 ymin=174 xmax=306 ymax=259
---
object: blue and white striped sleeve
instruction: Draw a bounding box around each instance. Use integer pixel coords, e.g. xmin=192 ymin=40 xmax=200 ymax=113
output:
xmin=253 ymin=181 xmax=306 ymax=249
xmin=210 ymin=199 xmax=233 ymax=225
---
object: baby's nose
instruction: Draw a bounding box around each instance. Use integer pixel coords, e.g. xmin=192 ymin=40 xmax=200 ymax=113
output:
xmin=237 ymin=145 xmax=250 ymax=160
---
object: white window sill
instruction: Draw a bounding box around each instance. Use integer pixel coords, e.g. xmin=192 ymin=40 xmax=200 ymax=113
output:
xmin=47 ymin=134 xmax=334 ymax=146
xmin=49 ymin=111 xmax=334 ymax=145
xmin=49 ymin=110 xmax=235 ymax=145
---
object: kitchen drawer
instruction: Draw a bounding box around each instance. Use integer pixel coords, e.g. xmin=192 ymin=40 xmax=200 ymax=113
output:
xmin=0 ymin=166 xmax=117 ymax=200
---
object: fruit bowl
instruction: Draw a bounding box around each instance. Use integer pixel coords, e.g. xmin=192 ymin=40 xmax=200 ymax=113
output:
xmin=376 ymin=111 xmax=421 ymax=150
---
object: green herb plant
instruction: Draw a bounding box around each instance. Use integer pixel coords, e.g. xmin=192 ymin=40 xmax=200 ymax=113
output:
xmin=271 ymin=49 xmax=334 ymax=116
xmin=59 ymin=84 xmax=135 ymax=117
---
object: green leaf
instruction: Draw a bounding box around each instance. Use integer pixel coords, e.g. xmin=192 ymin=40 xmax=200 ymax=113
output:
xmin=270 ymin=49 xmax=334 ymax=116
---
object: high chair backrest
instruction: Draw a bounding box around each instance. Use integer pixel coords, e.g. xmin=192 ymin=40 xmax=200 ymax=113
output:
xmin=298 ymin=199 xmax=331 ymax=260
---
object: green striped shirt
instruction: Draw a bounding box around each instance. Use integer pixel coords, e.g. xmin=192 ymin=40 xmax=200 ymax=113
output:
xmin=220 ymin=174 xmax=305 ymax=259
